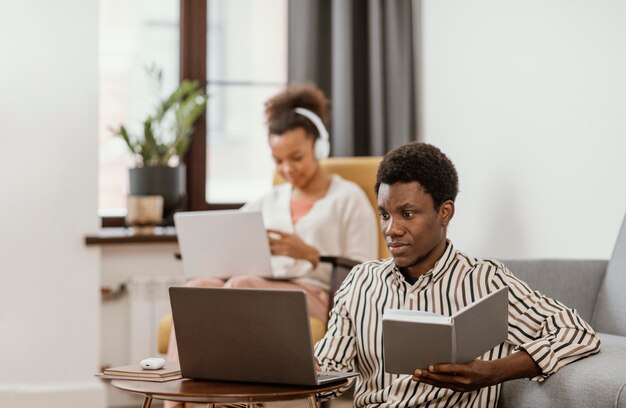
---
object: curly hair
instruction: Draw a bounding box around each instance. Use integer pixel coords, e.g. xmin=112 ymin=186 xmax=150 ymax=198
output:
xmin=264 ymin=83 xmax=330 ymax=140
xmin=375 ymin=142 xmax=459 ymax=209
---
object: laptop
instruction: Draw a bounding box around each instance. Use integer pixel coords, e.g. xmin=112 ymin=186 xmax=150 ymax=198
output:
xmin=174 ymin=210 xmax=273 ymax=279
xmin=169 ymin=287 xmax=359 ymax=386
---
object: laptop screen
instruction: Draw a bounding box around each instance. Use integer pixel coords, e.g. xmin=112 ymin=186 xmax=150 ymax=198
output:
xmin=174 ymin=210 xmax=273 ymax=279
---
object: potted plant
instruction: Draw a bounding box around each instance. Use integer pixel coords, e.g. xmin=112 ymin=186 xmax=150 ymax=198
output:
xmin=111 ymin=65 xmax=207 ymax=222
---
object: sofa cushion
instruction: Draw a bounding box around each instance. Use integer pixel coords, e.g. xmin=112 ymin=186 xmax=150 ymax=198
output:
xmin=593 ymin=213 xmax=626 ymax=336
xmin=499 ymin=332 xmax=626 ymax=408
xmin=502 ymin=259 xmax=607 ymax=323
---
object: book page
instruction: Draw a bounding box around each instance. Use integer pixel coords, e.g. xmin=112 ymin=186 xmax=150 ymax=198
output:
xmin=384 ymin=309 xmax=452 ymax=324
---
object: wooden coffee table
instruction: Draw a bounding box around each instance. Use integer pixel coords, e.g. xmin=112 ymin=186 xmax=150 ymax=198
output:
xmin=111 ymin=378 xmax=349 ymax=408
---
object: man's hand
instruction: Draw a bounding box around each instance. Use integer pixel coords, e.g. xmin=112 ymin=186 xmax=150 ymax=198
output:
xmin=267 ymin=229 xmax=320 ymax=267
xmin=412 ymin=351 xmax=541 ymax=392
xmin=412 ymin=359 xmax=500 ymax=392
xmin=314 ymin=357 xmax=321 ymax=372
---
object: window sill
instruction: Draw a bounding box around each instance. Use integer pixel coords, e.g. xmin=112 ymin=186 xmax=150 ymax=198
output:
xmin=85 ymin=227 xmax=177 ymax=245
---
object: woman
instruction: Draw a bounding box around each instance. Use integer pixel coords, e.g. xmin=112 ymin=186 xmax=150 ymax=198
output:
xmin=166 ymin=83 xmax=378 ymax=368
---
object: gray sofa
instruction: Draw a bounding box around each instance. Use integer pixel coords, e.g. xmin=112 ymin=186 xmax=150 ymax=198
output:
xmin=499 ymin=214 xmax=626 ymax=407
xmin=328 ymin=214 xmax=626 ymax=407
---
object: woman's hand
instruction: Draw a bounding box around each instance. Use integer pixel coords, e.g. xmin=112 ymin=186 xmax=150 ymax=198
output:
xmin=267 ymin=228 xmax=320 ymax=267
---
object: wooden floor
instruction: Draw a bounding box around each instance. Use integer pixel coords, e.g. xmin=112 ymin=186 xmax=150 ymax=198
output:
xmin=270 ymin=400 xmax=352 ymax=408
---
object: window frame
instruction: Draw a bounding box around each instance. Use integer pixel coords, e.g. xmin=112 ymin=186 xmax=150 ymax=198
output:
xmin=185 ymin=0 xmax=290 ymax=211
xmin=102 ymin=0 xmax=240 ymax=227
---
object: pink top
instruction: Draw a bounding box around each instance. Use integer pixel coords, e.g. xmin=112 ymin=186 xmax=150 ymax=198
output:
xmin=290 ymin=199 xmax=315 ymax=225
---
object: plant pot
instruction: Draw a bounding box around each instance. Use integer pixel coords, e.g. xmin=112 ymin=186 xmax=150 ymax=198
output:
xmin=125 ymin=195 xmax=164 ymax=234
xmin=129 ymin=164 xmax=186 ymax=222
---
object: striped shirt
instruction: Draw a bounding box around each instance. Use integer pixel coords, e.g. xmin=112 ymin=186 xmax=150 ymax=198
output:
xmin=314 ymin=241 xmax=601 ymax=408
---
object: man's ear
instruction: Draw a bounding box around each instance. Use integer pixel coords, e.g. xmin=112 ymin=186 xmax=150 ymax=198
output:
xmin=439 ymin=200 xmax=455 ymax=226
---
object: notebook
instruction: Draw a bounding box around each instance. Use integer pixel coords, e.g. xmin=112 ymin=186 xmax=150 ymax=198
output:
xmin=96 ymin=363 xmax=182 ymax=382
xmin=174 ymin=210 xmax=273 ymax=279
xmin=169 ymin=287 xmax=359 ymax=386
xmin=383 ymin=286 xmax=509 ymax=373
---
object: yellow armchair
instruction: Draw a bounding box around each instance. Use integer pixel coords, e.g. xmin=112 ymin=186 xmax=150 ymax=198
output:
xmin=158 ymin=314 xmax=173 ymax=354
xmin=318 ymin=156 xmax=388 ymax=260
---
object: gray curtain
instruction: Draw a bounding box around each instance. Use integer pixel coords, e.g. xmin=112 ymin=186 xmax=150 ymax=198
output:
xmin=288 ymin=0 xmax=418 ymax=157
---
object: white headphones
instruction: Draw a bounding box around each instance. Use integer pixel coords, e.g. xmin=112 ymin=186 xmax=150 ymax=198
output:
xmin=294 ymin=107 xmax=330 ymax=160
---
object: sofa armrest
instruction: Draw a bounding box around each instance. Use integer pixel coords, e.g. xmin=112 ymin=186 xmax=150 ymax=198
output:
xmin=319 ymin=256 xmax=359 ymax=307
xmin=319 ymin=256 xmax=359 ymax=270
xmin=499 ymin=333 xmax=626 ymax=408
xmin=501 ymin=259 xmax=607 ymax=323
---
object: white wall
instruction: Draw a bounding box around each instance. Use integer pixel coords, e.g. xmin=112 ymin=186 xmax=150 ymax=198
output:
xmin=0 ymin=0 xmax=105 ymax=406
xmin=420 ymin=0 xmax=626 ymax=259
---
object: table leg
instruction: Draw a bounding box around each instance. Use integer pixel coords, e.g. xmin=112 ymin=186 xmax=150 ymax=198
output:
xmin=307 ymin=395 xmax=318 ymax=408
xmin=141 ymin=395 xmax=153 ymax=408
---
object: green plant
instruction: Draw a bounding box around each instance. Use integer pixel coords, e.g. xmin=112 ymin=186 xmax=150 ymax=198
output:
xmin=111 ymin=65 xmax=208 ymax=167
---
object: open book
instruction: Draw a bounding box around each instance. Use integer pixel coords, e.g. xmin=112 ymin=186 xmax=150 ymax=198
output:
xmin=96 ymin=362 xmax=182 ymax=382
xmin=383 ymin=286 xmax=509 ymax=374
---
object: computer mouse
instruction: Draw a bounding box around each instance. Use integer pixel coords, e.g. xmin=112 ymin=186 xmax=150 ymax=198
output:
xmin=140 ymin=357 xmax=167 ymax=370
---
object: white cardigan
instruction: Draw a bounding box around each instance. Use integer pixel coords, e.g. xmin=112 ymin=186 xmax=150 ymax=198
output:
xmin=242 ymin=175 xmax=378 ymax=290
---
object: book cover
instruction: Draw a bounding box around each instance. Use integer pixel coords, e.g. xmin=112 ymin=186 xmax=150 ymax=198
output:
xmin=383 ymin=287 xmax=509 ymax=374
xmin=99 ymin=362 xmax=181 ymax=380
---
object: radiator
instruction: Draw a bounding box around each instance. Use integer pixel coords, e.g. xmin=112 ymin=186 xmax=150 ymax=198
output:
xmin=126 ymin=275 xmax=186 ymax=363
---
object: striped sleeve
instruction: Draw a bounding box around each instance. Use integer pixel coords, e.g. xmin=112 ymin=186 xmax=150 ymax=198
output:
xmin=498 ymin=265 xmax=601 ymax=381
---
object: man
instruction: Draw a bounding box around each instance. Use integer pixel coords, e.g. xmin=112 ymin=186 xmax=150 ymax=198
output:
xmin=314 ymin=142 xmax=600 ymax=407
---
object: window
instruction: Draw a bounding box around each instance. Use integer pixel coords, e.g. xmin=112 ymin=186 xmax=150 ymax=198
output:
xmin=98 ymin=0 xmax=179 ymax=217
xmin=98 ymin=0 xmax=288 ymax=221
xmin=205 ymin=0 xmax=288 ymax=204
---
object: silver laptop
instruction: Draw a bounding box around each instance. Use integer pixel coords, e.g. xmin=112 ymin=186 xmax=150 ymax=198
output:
xmin=174 ymin=210 xmax=273 ymax=279
xmin=169 ymin=287 xmax=359 ymax=386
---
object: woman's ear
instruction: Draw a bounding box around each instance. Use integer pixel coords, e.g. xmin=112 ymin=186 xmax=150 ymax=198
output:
xmin=439 ymin=200 xmax=455 ymax=227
